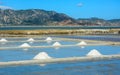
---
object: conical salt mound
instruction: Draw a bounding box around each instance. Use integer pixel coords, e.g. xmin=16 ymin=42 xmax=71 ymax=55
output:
xmin=77 ymin=41 xmax=87 ymax=46
xmin=33 ymin=52 xmax=52 ymax=66
xmin=27 ymin=38 xmax=35 ymax=43
xmin=33 ymin=52 xmax=52 ymax=60
xmin=52 ymin=42 xmax=61 ymax=47
xmin=20 ymin=43 xmax=31 ymax=48
xmin=27 ymin=38 xmax=35 ymax=42
xmin=46 ymin=37 xmax=52 ymax=41
xmin=87 ymin=49 xmax=102 ymax=57
xmin=0 ymin=38 xmax=8 ymax=42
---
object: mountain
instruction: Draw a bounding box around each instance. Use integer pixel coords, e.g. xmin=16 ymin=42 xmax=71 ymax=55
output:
xmin=0 ymin=9 xmax=120 ymax=26
xmin=108 ymin=19 xmax=120 ymax=26
xmin=0 ymin=9 xmax=77 ymax=26
xmin=77 ymin=17 xmax=120 ymax=26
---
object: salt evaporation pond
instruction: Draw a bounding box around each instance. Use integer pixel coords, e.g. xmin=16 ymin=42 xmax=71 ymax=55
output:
xmin=0 ymin=36 xmax=120 ymax=75
xmin=57 ymin=35 xmax=120 ymax=42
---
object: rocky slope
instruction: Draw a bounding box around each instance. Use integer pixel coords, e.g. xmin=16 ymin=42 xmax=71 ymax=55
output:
xmin=77 ymin=18 xmax=120 ymax=26
xmin=0 ymin=9 xmax=120 ymax=26
xmin=0 ymin=9 xmax=76 ymax=26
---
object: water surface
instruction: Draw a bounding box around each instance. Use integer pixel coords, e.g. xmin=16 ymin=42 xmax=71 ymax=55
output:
xmin=0 ymin=36 xmax=120 ymax=75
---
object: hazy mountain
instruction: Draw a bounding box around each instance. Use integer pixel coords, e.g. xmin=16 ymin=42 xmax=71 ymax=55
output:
xmin=108 ymin=19 xmax=120 ymax=26
xmin=77 ymin=17 xmax=120 ymax=26
xmin=0 ymin=9 xmax=120 ymax=26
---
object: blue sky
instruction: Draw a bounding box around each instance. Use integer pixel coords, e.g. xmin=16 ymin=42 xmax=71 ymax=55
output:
xmin=0 ymin=0 xmax=120 ymax=19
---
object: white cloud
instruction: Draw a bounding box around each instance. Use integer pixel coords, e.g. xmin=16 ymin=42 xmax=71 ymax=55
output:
xmin=0 ymin=5 xmax=12 ymax=9
xmin=77 ymin=3 xmax=83 ymax=7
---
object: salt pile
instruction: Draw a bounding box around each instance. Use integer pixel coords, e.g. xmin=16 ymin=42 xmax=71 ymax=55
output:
xmin=52 ymin=42 xmax=61 ymax=47
xmin=46 ymin=37 xmax=52 ymax=41
xmin=0 ymin=38 xmax=8 ymax=42
xmin=0 ymin=38 xmax=8 ymax=44
xmin=33 ymin=52 xmax=52 ymax=66
xmin=27 ymin=38 xmax=35 ymax=43
xmin=19 ymin=43 xmax=31 ymax=50
xmin=77 ymin=41 xmax=87 ymax=46
xmin=86 ymin=49 xmax=102 ymax=57
xmin=52 ymin=42 xmax=61 ymax=49
xmin=20 ymin=43 xmax=31 ymax=48
xmin=45 ymin=37 xmax=52 ymax=43
xmin=33 ymin=52 xmax=52 ymax=59
xmin=77 ymin=41 xmax=87 ymax=48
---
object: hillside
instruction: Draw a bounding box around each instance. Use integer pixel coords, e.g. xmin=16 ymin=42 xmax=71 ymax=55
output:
xmin=77 ymin=18 xmax=120 ymax=26
xmin=0 ymin=9 xmax=120 ymax=26
xmin=0 ymin=9 xmax=77 ymax=26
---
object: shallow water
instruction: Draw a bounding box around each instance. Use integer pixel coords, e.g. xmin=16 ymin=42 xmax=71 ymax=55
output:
xmin=0 ymin=36 xmax=120 ymax=75
xmin=0 ymin=60 xmax=120 ymax=75
xmin=56 ymin=35 xmax=120 ymax=42
xmin=1 ymin=26 xmax=120 ymax=30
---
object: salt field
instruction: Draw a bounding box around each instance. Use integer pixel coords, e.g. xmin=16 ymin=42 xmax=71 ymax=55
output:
xmin=58 ymin=35 xmax=120 ymax=42
xmin=0 ymin=36 xmax=120 ymax=75
xmin=0 ymin=0 xmax=120 ymax=75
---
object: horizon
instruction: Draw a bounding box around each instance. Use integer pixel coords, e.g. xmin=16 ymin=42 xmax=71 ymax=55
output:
xmin=0 ymin=0 xmax=120 ymax=20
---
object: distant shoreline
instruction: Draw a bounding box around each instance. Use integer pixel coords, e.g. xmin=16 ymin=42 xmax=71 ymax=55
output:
xmin=1 ymin=26 xmax=120 ymax=30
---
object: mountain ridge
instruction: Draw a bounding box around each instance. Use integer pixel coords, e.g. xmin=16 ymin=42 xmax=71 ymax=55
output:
xmin=0 ymin=9 xmax=120 ymax=26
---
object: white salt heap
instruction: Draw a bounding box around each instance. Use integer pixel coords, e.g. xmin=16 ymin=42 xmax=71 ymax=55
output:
xmin=46 ymin=37 xmax=52 ymax=41
xmin=0 ymin=38 xmax=8 ymax=44
xmin=52 ymin=42 xmax=61 ymax=47
xmin=33 ymin=52 xmax=52 ymax=66
xmin=77 ymin=41 xmax=87 ymax=46
xmin=46 ymin=37 xmax=53 ymax=43
xmin=77 ymin=41 xmax=87 ymax=48
xmin=52 ymin=42 xmax=61 ymax=49
xmin=0 ymin=38 xmax=8 ymax=42
xmin=33 ymin=52 xmax=52 ymax=59
xmin=20 ymin=43 xmax=31 ymax=50
xmin=20 ymin=43 xmax=31 ymax=48
xmin=27 ymin=38 xmax=35 ymax=43
xmin=87 ymin=49 xmax=102 ymax=57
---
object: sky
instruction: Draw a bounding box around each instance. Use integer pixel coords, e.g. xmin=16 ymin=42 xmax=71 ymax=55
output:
xmin=0 ymin=0 xmax=120 ymax=20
